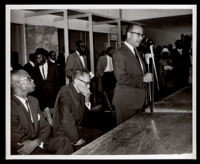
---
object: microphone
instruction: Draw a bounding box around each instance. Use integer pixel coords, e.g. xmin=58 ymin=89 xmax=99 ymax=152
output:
xmin=145 ymin=37 xmax=154 ymax=47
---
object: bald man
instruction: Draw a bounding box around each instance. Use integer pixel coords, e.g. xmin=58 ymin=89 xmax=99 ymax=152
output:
xmin=11 ymin=69 xmax=72 ymax=155
xmin=11 ymin=69 xmax=51 ymax=155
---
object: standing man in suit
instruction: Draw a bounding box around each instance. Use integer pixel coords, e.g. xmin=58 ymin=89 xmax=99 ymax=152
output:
xmin=65 ymin=40 xmax=88 ymax=84
xmin=24 ymin=53 xmax=36 ymax=77
xmin=33 ymin=48 xmax=60 ymax=111
xmin=11 ymin=69 xmax=51 ymax=155
xmin=171 ymin=40 xmax=191 ymax=90
xmin=53 ymin=69 xmax=97 ymax=153
xmin=112 ymin=24 xmax=153 ymax=125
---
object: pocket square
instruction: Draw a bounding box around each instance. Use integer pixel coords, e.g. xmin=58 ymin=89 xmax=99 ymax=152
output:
xmin=38 ymin=113 xmax=41 ymax=121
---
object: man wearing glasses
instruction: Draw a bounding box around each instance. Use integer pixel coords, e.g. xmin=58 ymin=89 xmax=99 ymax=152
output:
xmin=11 ymin=69 xmax=51 ymax=155
xmin=112 ymin=24 xmax=153 ymax=125
xmin=52 ymin=69 xmax=94 ymax=154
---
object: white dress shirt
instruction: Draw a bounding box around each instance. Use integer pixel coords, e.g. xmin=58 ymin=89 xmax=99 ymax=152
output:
xmin=39 ymin=61 xmax=48 ymax=80
xmin=76 ymin=50 xmax=86 ymax=68
xmin=104 ymin=55 xmax=114 ymax=72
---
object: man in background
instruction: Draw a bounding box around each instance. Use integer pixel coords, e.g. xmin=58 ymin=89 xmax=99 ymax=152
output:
xmin=65 ymin=40 xmax=89 ymax=84
xmin=33 ymin=48 xmax=60 ymax=111
xmin=24 ymin=53 xmax=36 ymax=78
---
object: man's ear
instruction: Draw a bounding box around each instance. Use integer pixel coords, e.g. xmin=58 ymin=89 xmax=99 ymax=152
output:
xmin=14 ymin=81 xmax=21 ymax=88
xmin=127 ymin=32 xmax=131 ymax=39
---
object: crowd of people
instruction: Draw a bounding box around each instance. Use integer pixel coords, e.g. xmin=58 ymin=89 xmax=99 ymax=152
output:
xmin=10 ymin=25 xmax=192 ymax=155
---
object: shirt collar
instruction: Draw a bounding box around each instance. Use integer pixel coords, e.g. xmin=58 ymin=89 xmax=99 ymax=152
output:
xmin=29 ymin=61 xmax=35 ymax=67
xmin=14 ymin=94 xmax=27 ymax=104
xmin=39 ymin=61 xmax=47 ymax=68
xmin=124 ymin=41 xmax=135 ymax=51
xmin=49 ymin=58 xmax=55 ymax=63
xmin=76 ymin=50 xmax=80 ymax=55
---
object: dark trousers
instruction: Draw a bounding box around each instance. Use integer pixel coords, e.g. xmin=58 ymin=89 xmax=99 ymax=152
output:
xmin=47 ymin=136 xmax=73 ymax=155
xmin=115 ymin=106 xmax=144 ymax=125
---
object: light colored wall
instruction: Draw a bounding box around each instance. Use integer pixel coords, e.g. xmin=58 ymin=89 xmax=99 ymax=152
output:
xmin=144 ymin=25 xmax=192 ymax=47
xmin=122 ymin=9 xmax=192 ymax=21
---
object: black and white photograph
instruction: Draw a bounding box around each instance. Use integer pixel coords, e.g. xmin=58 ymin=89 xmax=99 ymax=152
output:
xmin=5 ymin=4 xmax=197 ymax=159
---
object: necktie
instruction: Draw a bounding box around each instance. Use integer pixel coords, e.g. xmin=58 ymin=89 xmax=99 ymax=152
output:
xmin=42 ymin=65 xmax=46 ymax=80
xmin=25 ymin=99 xmax=33 ymax=122
xmin=133 ymin=48 xmax=140 ymax=63
xmin=134 ymin=47 xmax=144 ymax=74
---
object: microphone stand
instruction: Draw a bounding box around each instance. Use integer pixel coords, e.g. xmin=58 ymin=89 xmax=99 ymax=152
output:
xmin=150 ymin=45 xmax=160 ymax=91
xmin=146 ymin=54 xmax=153 ymax=112
xmin=149 ymin=45 xmax=160 ymax=113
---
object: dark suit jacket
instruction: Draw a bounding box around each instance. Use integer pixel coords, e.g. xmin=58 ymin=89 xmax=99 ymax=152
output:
xmin=24 ymin=62 xmax=35 ymax=77
xmin=33 ymin=61 xmax=60 ymax=110
xmin=112 ymin=44 xmax=147 ymax=109
xmin=53 ymin=83 xmax=86 ymax=144
xmin=65 ymin=51 xmax=88 ymax=79
xmin=11 ymin=95 xmax=51 ymax=155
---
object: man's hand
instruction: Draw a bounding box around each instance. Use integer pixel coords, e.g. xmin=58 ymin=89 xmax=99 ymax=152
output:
xmin=143 ymin=73 xmax=153 ymax=83
xmin=164 ymin=65 xmax=173 ymax=70
xmin=17 ymin=139 xmax=40 ymax=155
xmin=79 ymin=86 xmax=91 ymax=99
xmin=74 ymin=139 xmax=86 ymax=146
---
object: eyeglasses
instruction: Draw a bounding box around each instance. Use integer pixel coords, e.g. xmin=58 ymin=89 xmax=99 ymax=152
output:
xmin=17 ymin=76 xmax=32 ymax=82
xmin=76 ymin=78 xmax=90 ymax=86
xmin=129 ymin=31 xmax=145 ymax=38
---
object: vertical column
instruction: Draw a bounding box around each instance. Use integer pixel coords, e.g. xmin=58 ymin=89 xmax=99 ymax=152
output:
xmin=22 ymin=24 xmax=27 ymax=65
xmin=63 ymin=10 xmax=69 ymax=61
xmin=117 ymin=19 xmax=121 ymax=47
xmin=88 ymin=13 xmax=94 ymax=74
xmin=107 ymin=33 xmax=111 ymax=47
xmin=63 ymin=10 xmax=70 ymax=84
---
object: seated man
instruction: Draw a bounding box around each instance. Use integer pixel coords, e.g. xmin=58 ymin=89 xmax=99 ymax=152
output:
xmin=53 ymin=69 xmax=94 ymax=153
xmin=11 ymin=69 xmax=72 ymax=155
xmin=11 ymin=69 xmax=51 ymax=155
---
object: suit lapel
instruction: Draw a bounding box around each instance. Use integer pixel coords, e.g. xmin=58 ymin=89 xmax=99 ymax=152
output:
xmin=46 ymin=62 xmax=50 ymax=80
xmin=123 ymin=44 xmax=143 ymax=72
xmin=12 ymin=95 xmax=36 ymax=132
xmin=36 ymin=66 xmax=44 ymax=80
xmin=75 ymin=52 xmax=85 ymax=69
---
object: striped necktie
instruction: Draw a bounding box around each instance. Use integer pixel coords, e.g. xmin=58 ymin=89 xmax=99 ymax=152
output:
xmin=25 ymin=99 xmax=33 ymax=122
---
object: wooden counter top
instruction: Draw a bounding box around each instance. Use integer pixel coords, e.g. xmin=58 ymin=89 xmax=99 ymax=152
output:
xmin=73 ymin=113 xmax=192 ymax=155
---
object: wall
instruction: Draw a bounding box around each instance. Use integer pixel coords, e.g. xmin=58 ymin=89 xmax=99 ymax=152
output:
xmin=122 ymin=9 xmax=192 ymax=21
xmin=144 ymin=24 xmax=192 ymax=47
xmin=11 ymin=24 xmax=25 ymax=65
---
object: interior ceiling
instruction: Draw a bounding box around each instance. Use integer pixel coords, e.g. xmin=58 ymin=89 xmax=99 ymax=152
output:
xmin=137 ymin=14 xmax=192 ymax=28
xmin=26 ymin=9 xmax=192 ymax=28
